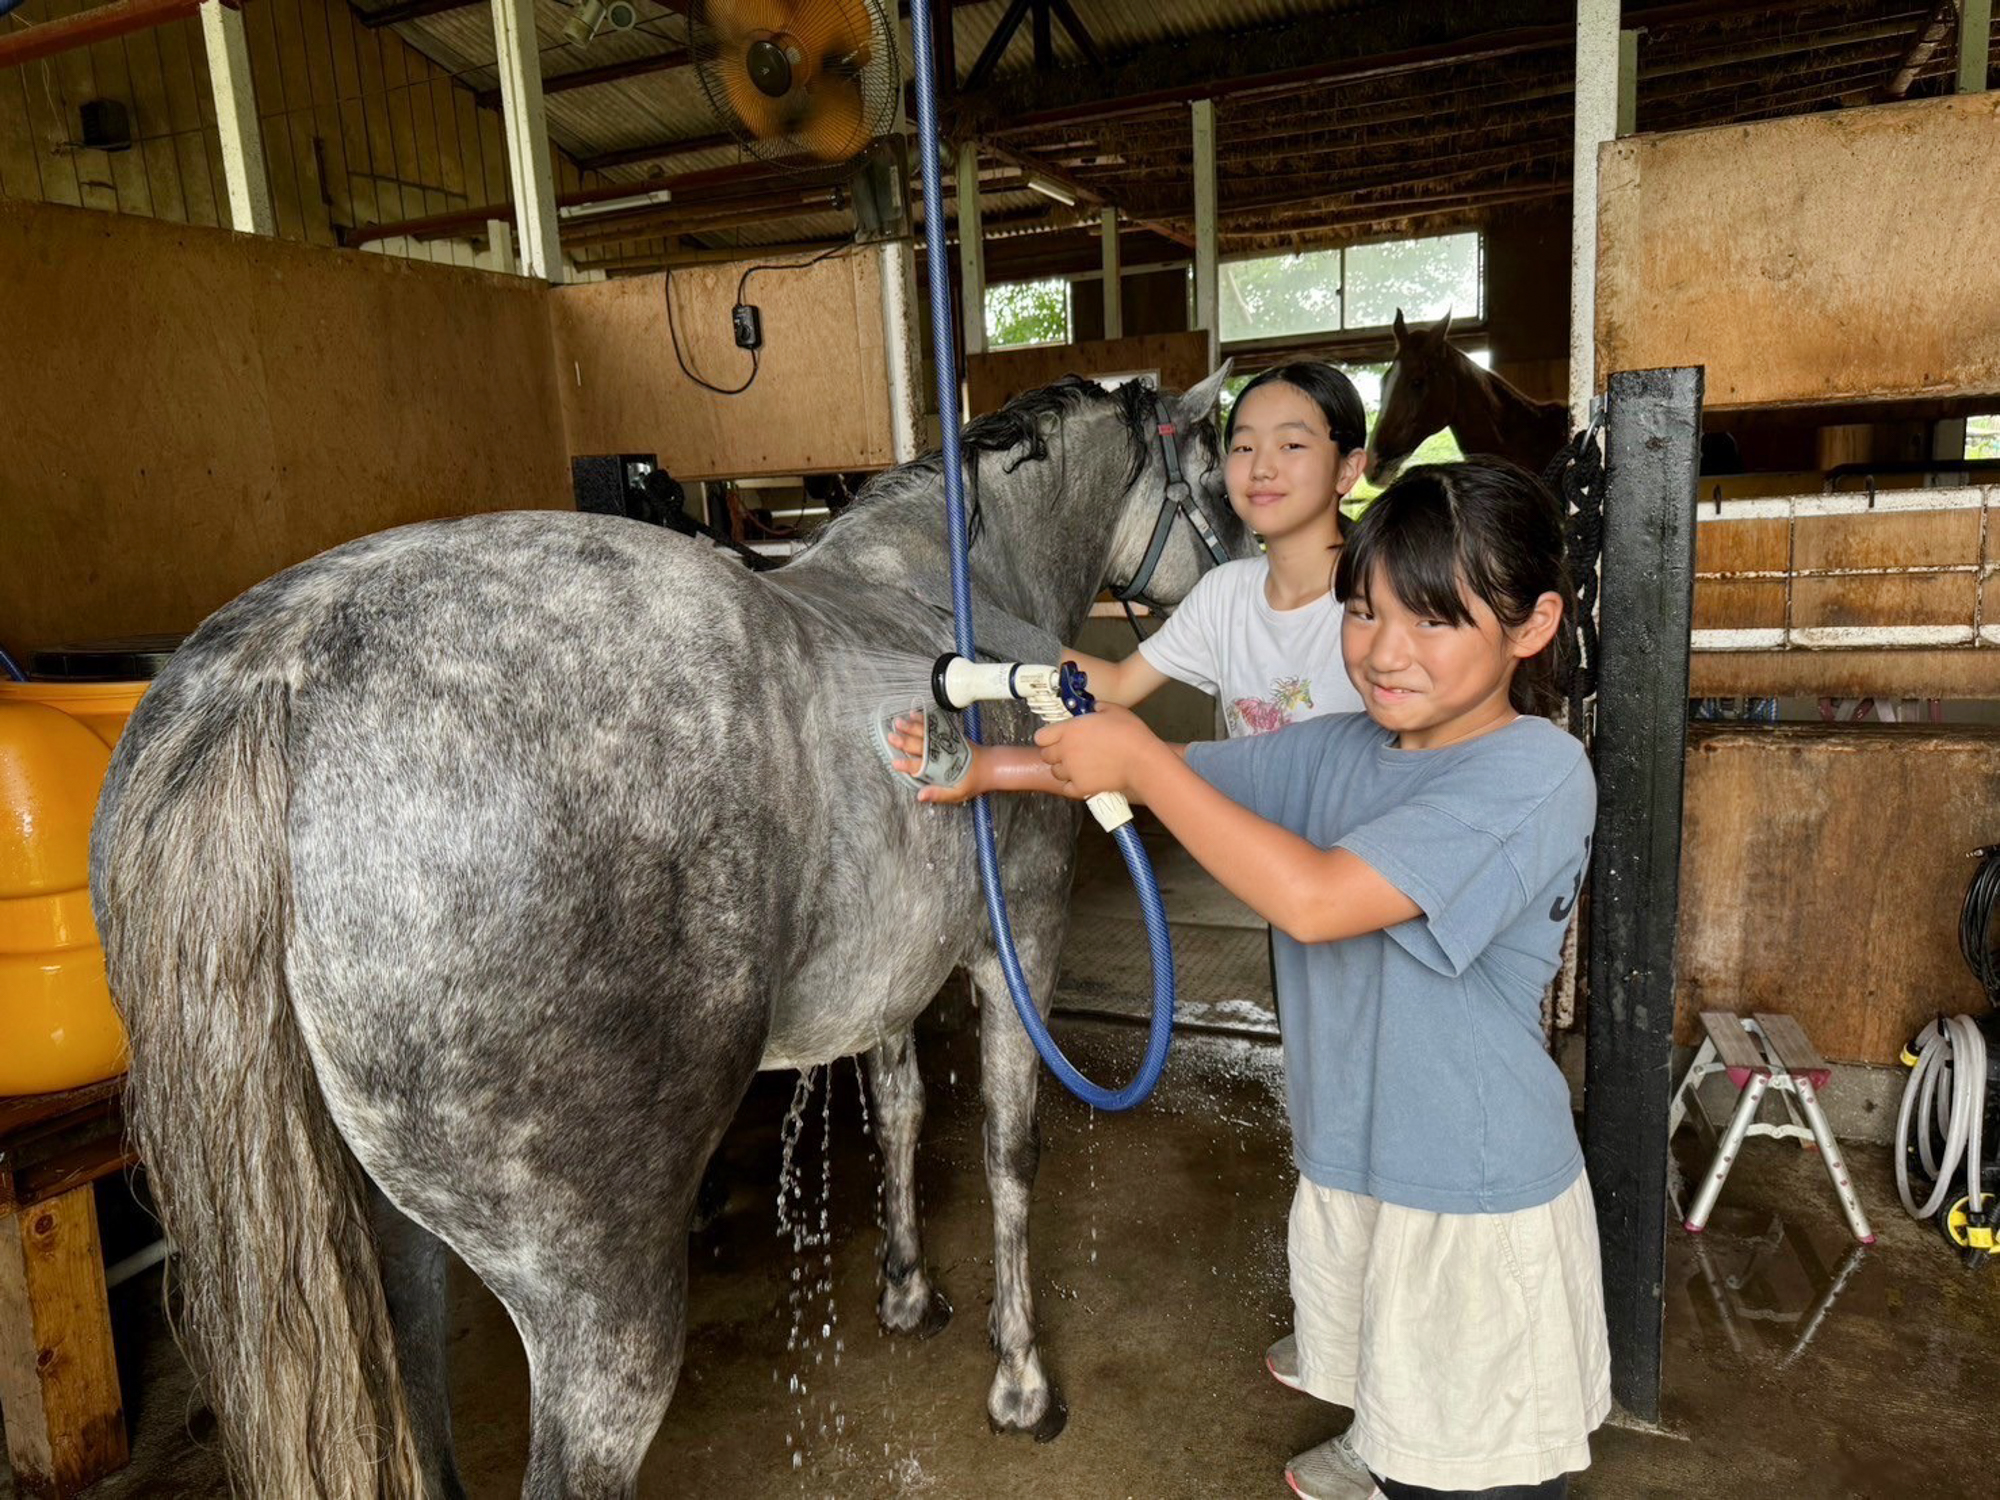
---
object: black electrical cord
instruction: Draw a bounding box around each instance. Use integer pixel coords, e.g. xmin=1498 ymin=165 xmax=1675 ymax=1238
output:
xmin=664 ymin=266 xmax=758 ymax=396
xmin=1960 ymin=846 xmax=2000 ymax=1006
xmin=663 ymin=244 xmax=852 ymax=399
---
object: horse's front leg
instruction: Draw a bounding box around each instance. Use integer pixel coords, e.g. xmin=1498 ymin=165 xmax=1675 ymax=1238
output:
xmin=865 ymin=1027 xmax=953 ymax=1337
xmin=970 ymin=927 xmax=1069 ymax=1442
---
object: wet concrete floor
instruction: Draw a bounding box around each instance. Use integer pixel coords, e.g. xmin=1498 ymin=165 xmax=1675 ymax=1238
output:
xmin=10 ymin=842 xmax=2000 ymax=1498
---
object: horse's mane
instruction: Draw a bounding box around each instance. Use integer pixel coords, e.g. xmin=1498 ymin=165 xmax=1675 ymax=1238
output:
xmin=859 ymin=376 xmax=1158 ymax=510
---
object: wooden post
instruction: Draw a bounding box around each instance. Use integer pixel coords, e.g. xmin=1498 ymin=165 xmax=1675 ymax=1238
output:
xmin=1100 ymin=207 xmax=1122 ymax=340
xmin=1959 ymin=0 xmax=1992 ymax=92
xmin=198 ymin=0 xmax=273 ymax=235
xmin=0 ymin=1188 xmax=128 ymax=1499
xmin=489 ymin=0 xmax=561 ymax=280
xmin=879 ymin=238 xmax=922 ymax=462
xmin=1191 ymin=97 xmax=1217 ymax=368
xmin=1617 ymin=27 xmax=1640 ymax=135
xmin=956 ymin=138 xmax=986 ymax=358
xmin=1584 ymin=364 xmax=1703 ymax=1426
xmin=1570 ymin=0 xmax=1619 ymax=421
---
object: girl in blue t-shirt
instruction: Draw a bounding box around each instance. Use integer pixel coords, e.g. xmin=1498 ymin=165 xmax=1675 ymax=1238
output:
xmin=894 ymin=458 xmax=1607 ymax=1499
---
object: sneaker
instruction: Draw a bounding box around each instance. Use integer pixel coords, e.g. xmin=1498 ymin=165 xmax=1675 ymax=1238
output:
xmin=1284 ymin=1433 xmax=1379 ymax=1500
xmin=1266 ymin=1332 xmax=1305 ymax=1392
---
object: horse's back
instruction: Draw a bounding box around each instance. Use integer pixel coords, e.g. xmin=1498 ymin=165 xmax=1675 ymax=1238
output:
xmin=104 ymin=513 xmax=802 ymax=1200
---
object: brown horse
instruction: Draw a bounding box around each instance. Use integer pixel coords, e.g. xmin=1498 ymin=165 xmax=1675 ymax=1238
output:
xmin=1366 ymin=310 xmax=1571 ymax=484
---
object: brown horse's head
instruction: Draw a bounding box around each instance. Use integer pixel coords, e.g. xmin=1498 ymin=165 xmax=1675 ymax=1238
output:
xmin=1366 ymin=308 xmax=1456 ymax=485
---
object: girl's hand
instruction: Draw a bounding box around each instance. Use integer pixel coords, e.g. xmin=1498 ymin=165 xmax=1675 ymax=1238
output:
xmin=1033 ymin=705 xmax=1164 ymax=799
xmin=886 ymin=712 xmax=981 ymax=804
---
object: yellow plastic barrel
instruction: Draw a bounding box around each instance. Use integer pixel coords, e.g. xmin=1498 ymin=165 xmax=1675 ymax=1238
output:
xmin=0 ymin=643 xmax=168 ymax=1095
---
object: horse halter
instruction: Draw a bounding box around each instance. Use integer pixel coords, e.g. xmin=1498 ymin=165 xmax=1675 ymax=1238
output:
xmin=1112 ymin=397 xmax=1232 ymax=606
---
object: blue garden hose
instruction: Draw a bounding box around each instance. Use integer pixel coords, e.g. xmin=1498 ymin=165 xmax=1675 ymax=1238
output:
xmin=905 ymin=10 xmax=1176 ymax=1112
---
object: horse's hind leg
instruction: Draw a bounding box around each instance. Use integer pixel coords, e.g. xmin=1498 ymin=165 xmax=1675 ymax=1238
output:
xmin=370 ymin=1185 xmax=468 ymax=1499
xmin=507 ymin=1245 xmax=686 ymax=1500
xmin=970 ymin=942 xmax=1068 ymax=1442
xmin=866 ymin=1029 xmax=952 ymax=1337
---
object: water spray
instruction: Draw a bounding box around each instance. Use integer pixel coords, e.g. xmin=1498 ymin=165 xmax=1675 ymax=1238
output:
xmin=906 ymin=0 xmax=1177 ymax=1114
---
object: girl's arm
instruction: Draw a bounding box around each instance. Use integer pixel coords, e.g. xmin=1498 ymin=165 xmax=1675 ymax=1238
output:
xmin=886 ymin=718 xmax=1068 ymax=804
xmin=1036 ymin=711 xmax=1423 ymax=945
xmin=1057 ymin=647 xmax=1171 ymax=708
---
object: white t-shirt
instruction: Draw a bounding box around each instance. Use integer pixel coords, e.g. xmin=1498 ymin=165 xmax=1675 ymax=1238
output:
xmin=1137 ymin=557 xmax=1364 ymax=737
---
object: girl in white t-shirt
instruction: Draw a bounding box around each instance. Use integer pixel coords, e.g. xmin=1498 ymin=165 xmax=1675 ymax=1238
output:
xmin=1064 ymin=362 xmax=1371 ymax=738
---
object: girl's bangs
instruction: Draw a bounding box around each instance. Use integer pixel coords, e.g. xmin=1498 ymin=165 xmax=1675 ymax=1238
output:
xmin=1334 ymin=473 xmax=1477 ymax=626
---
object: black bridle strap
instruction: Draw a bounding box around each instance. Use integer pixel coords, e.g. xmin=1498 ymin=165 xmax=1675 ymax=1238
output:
xmin=1114 ymin=409 xmax=1231 ymax=605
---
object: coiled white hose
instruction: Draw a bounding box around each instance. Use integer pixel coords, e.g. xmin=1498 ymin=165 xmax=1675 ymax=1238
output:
xmin=1895 ymin=1014 xmax=1988 ymax=1220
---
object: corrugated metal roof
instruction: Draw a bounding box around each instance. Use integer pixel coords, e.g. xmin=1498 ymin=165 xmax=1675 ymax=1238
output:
xmin=352 ymin=0 xmax=1962 ymax=270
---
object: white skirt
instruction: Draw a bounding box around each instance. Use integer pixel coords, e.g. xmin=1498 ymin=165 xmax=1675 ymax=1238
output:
xmin=1288 ymin=1169 xmax=1612 ymax=1491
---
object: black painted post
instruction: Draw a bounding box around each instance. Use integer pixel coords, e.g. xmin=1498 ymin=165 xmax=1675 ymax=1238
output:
xmin=1584 ymin=365 xmax=1704 ymax=1425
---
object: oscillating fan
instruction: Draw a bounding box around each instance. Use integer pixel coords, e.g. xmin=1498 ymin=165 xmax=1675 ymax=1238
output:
xmin=689 ymin=0 xmax=900 ymax=165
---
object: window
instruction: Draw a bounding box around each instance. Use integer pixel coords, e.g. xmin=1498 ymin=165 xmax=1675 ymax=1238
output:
xmin=1219 ymin=248 xmax=1342 ymax=344
xmin=1969 ymin=415 xmax=2000 ymax=461
xmin=1217 ymin=232 xmax=1483 ymax=344
xmin=984 ymin=278 xmax=1070 ymax=349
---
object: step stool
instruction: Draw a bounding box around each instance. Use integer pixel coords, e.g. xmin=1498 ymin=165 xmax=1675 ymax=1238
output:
xmin=1668 ymin=1010 xmax=1874 ymax=1245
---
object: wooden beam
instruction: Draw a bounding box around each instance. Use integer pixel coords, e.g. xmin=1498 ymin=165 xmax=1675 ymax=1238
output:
xmin=0 ymin=1188 xmax=129 ymax=1498
xmin=956 ymin=136 xmax=986 ymax=355
xmin=575 ymin=131 xmax=736 ymax=173
xmin=490 ymin=0 xmax=561 ymax=279
xmin=1571 ymin=0 xmax=1618 ymax=423
xmin=0 ymin=0 xmax=229 ymax=71
xmin=475 ymin=48 xmax=690 ymax=110
xmin=1960 ymin=0 xmax=1993 ymax=92
xmin=1045 ymin=0 xmax=1102 ymax=69
xmin=977 ymin=136 xmax=1194 ymax=248
xmin=1585 ymin=365 xmax=1704 ymax=1429
xmin=1191 ymin=97 xmax=1216 ymax=368
xmin=1100 ymin=206 xmax=1120 ymax=340
xmin=199 ymin=0 xmax=274 ymax=234
xmin=958 ymin=0 xmax=1770 ymax=133
xmin=965 ymin=0 xmax=1032 ymax=92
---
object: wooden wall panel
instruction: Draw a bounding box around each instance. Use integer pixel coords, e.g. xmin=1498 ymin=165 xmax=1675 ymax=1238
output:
xmin=0 ymin=197 xmax=569 ymax=660
xmin=965 ymin=332 xmax=1213 ymax=416
xmin=1596 ymin=92 xmax=2000 ymax=409
xmin=0 ymin=0 xmax=660 ymax=269
xmin=550 ymin=253 xmax=897 ymax=481
xmin=1676 ymin=724 xmax=2000 ymax=1062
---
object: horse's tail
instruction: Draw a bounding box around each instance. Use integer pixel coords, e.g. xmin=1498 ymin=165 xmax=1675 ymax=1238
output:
xmin=94 ymin=677 xmax=425 ymax=1499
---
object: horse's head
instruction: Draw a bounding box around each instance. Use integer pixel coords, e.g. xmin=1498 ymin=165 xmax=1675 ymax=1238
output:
xmin=1101 ymin=365 xmax=1255 ymax=611
xmin=1367 ymin=309 xmax=1457 ymax=485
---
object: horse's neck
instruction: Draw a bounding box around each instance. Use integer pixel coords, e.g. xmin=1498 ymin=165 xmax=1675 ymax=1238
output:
xmin=796 ymin=447 xmax=1121 ymax=643
xmin=1447 ymin=352 xmax=1569 ymax=467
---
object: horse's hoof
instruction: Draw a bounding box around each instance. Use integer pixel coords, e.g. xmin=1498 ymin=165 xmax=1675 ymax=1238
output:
xmin=987 ymin=1389 xmax=1068 ymax=1444
xmin=915 ymin=1289 xmax=953 ymax=1340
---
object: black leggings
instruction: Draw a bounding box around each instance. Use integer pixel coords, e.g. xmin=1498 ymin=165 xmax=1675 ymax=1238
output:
xmin=1375 ymin=1476 xmax=1569 ymax=1500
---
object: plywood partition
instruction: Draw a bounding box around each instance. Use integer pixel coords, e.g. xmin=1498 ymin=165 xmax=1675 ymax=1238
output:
xmin=1675 ymin=723 xmax=2000 ymax=1063
xmin=0 ymin=197 xmax=569 ymax=661
xmin=1596 ymin=92 xmax=2000 ymax=409
xmin=965 ymin=333 xmax=1212 ymax=416
xmin=549 ymin=252 xmax=897 ymax=482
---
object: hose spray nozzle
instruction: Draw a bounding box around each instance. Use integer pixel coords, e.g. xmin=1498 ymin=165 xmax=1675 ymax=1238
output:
xmin=927 ymin=654 xmax=1131 ymax=832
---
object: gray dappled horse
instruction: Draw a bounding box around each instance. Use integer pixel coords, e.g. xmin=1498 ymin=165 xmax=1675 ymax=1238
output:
xmin=1366 ymin=309 xmax=1570 ymax=484
xmin=90 ymin=371 xmax=1245 ymax=1499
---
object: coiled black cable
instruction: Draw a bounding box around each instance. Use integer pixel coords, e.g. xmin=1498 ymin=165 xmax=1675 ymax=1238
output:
xmin=1960 ymin=846 xmax=2000 ymax=1006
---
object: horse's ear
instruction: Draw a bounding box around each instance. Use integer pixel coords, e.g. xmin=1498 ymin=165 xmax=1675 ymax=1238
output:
xmin=1438 ymin=308 xmax=1453 ymax=341
xmin=1392 ymin=308 xmax=1408 ymax=343
xmin=1175 ymin=362 xmax=1233 ymax=427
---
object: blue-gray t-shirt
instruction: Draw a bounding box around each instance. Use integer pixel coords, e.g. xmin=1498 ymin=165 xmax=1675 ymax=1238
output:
xmin=1186 ymin=713 xmax=1595 ymax=1214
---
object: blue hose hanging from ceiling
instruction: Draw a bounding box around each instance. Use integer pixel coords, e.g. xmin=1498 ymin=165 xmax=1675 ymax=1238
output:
xmin=903 ymin=9 xmax=1177 ymax=1113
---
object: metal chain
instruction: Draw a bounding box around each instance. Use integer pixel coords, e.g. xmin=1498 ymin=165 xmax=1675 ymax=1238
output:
xmin=1544 ymin=422 xmax=1605 ymax=746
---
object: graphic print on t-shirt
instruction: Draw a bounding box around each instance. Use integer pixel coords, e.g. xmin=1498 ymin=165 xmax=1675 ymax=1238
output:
xmin=1227 ymin=675 xmax=1314 ymax=736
